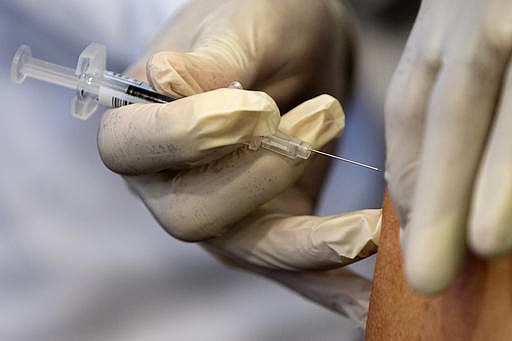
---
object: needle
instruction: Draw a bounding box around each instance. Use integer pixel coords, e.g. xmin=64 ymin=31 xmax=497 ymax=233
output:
xmin=310 ymin=149 xmax=382 ymax=172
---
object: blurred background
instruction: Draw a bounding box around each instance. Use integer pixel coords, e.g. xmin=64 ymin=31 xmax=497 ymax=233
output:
xmin=0 ymin=1 xmax=417 ymax=340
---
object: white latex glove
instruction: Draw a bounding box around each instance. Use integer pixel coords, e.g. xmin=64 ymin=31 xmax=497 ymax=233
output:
xmin=98 ymin=0 xmax=382 ymax=325
xmin=385 ymin=0 xmax=512 ymax=294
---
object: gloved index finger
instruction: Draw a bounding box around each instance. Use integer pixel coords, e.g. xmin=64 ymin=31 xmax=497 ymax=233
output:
xmin=98 ymin=88 xmax=280 ymax=175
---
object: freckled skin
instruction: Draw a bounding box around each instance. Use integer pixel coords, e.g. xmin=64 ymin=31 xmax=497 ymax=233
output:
xmin=366 ymin=192 xmax=512 ymax=340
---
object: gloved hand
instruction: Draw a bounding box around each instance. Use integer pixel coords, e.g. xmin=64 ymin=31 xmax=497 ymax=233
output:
xmin=385 ymin=0 xmax=512 ymax=294
xmin=98 ymin=0 xmax=382 ymax=325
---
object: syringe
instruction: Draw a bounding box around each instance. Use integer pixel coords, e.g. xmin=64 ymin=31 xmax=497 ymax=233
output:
xmin=11 ymin=43 xmax=176 ymax=120
xmin=11 ymin=42 xmax=381 ymax=172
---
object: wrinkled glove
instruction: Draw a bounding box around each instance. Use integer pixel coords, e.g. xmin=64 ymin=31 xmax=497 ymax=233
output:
xmin=385 ymin=0 xmax=512 ymax=294
xmin=98 ymin=0 xmax=381 ymax=325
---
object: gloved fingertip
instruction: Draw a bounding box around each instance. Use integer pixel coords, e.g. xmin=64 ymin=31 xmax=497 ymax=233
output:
xmin=154 ymin=88 xmax=280 ymax=152
xmin=468 ymin=218 xmax=512 ymax=258
xmin=372 ymin=211 xmax=383 ymax=246
xmin=468 ymin=179 xmax=512 ymax=257
xmin=403 ymin=221 xmax=464 ymax=295
xmin=248 ymin=91 xmax=281 ymax=137
xmin=146 ymin=51 xmax=202 ymax=97
xmin=223 ymin=89 xmax=281 ymax=139
xmin=147 ymin=50 xmax=244 ymax=98
xmin=310 ymin=209 xmax=381 ymax=262
xmin=145 ymin=54 xmax=156 ymax=89
xmin=280 ymin=94 xmax=345 ymax=149
xmin=398 ymin=225 xmax=406 ymax=251
xmin=404 ymin=247 xmax=454 ymax=295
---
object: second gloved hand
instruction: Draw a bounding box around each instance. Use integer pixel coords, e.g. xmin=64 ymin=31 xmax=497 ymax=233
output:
xmin=385 ymin=0 xmax=512 ymax=294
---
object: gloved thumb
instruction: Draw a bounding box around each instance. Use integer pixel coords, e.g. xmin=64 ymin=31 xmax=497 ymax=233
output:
xmin=146 ymin=1 xmax=266 ymax=97
xmin=146 ymin=50 xmax=251 ymax=97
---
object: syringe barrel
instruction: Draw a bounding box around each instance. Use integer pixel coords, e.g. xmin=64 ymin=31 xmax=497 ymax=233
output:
xmin=100 ymin=71 xmax=175 ymax=106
